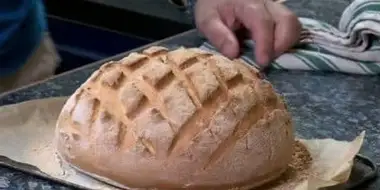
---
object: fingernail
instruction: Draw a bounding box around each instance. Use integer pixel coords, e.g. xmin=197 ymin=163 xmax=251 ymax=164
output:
xmin=266 ymin=50 xmax=276 ymax=64
xmin=221 ymin=38 xmax=238 ymax=58
xmin=258 ymin=55 xmax=267 ymax=65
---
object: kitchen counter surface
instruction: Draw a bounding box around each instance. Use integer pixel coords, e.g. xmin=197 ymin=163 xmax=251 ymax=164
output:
xmin=1 ymin=0 xmax=380 ymax=189
xmin=85 ymin=0 xmax=192 ymax=25
xmin=44 ymin=0 xmax=194 ymax=42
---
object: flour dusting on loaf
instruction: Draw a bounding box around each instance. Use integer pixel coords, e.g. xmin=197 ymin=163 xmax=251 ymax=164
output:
xmin=55 ymin=46 xmax=295 ymax=190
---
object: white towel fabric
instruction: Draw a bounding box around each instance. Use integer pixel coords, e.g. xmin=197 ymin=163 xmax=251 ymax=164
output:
xmin=199 ymin=0 xmax=380 ymax=75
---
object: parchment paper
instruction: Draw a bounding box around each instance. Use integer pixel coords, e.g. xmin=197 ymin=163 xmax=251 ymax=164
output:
xmin=0 ymin=97 xmax=365 ymax=190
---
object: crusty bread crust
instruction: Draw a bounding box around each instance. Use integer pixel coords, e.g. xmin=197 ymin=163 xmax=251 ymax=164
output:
xmin=55 ymin=46 xmax=294 ymax=189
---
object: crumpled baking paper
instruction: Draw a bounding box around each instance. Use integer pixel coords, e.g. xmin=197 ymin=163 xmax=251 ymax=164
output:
xmin=0 ymin=97 xmax=365 ymax=190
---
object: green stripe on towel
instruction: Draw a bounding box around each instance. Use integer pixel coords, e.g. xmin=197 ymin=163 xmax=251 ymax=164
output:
xmin=199 ymin=0 xmax=380 ymax=75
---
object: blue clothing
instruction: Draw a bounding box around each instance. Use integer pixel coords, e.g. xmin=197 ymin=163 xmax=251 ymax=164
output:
xmin=0 ymin=0 xmax=46 ymax=77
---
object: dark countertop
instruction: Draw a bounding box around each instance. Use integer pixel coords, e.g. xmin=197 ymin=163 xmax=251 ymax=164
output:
xmin=44 ymin=0 xmax=194 ymax=41
xmin=85 ymin=0 xmax=192 ymax=25
xmin=2 ymin=0 xmax=380 ymax=189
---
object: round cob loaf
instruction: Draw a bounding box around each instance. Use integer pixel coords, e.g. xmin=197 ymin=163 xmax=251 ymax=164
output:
xmin=55 ymin=46 xmax=295 ymax=190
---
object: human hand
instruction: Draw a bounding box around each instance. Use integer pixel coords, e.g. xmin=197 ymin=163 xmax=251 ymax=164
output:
xmin=194 ymin=0 xmax=301 ymax=65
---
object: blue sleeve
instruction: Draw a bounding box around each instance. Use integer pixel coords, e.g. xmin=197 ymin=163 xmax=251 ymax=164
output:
xmin=0 ymin=0 xmax=46 ymax=77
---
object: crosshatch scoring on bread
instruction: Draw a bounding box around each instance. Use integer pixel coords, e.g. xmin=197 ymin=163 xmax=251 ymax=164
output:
xmin=55 ymin=46 xmax=295 ymax=190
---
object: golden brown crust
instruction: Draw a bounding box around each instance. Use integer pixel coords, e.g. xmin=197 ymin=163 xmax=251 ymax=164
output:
xmin=55 ymin=46 xmax=295 ymax=189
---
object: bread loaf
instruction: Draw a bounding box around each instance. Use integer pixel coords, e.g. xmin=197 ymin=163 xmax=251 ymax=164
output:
xmin=55 ymin=46 xmax=294 ymax=190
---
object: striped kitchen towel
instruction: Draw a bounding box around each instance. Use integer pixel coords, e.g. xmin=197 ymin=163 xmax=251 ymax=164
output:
xmin=199 ymin=0 xmax=380 ymax=75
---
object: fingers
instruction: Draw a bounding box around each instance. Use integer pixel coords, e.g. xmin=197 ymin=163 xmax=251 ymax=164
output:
xmin=196 ymin=13 xmax=240 ymax=58
xmin=234 ymin=0 xmax=275 ymax=65
xmin=267 ymin=1 xmax=301 ymax=58
xmin=194 ymin=0 xmax=301 ymax=65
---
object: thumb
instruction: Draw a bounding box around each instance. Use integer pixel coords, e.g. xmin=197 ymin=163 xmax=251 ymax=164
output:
xmin=197 ymin=16 xmax=239 ymax=58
